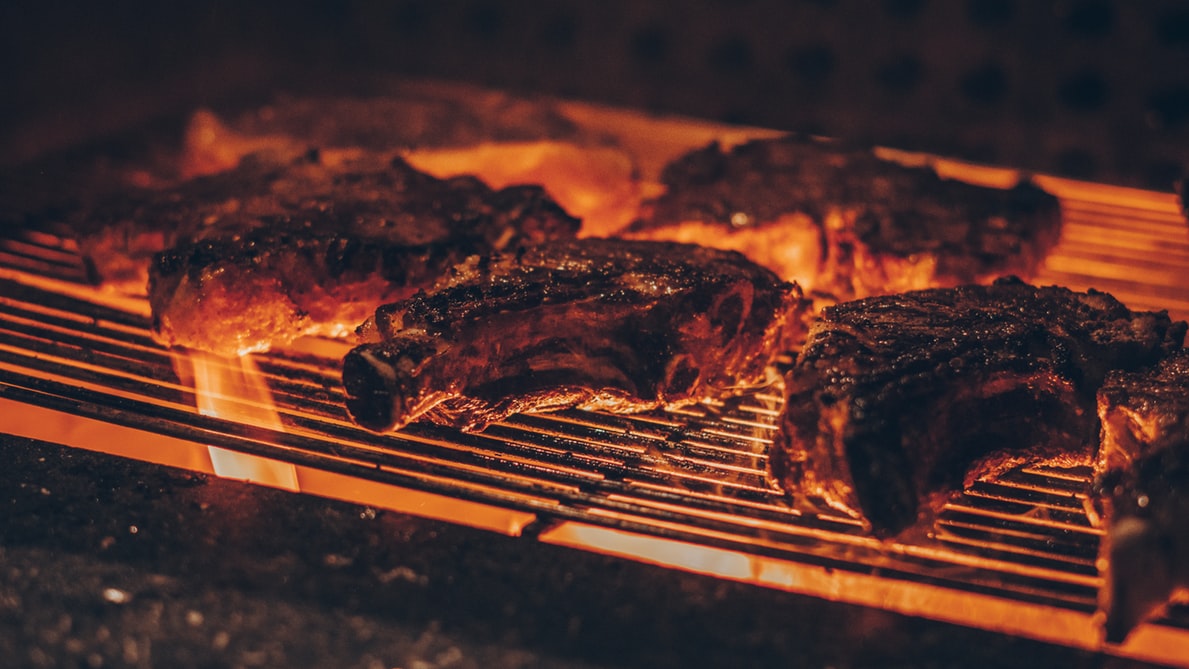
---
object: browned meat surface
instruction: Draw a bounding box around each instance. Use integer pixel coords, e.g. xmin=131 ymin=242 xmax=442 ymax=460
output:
xmin=1092 ymin=350 xmax=1189 ymax=643
xmin=146 ymin=152 xmax=579 ymax=356
xmin=622 ymin=137 xmax=1062 ymax=301
xmin=1 ymin=87 xmax=625 ymax=294
xmin=342 ymin=239 xmax=810 ymax=433
xmin=771 ymin=277 xmax=1185 ymax=538
xmin=182 ymin=96 xmax=642 ymax=237
xmin=180 ymin=87 xmax=588 ymax=178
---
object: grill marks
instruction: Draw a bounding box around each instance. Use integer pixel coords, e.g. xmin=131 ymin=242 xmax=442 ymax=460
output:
xmin=343 ymin=239 xmax=810 ymax=433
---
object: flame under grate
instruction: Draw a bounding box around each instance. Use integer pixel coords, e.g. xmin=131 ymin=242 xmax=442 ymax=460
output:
xmin=1 ymin=173 xmax=1188 ymax=665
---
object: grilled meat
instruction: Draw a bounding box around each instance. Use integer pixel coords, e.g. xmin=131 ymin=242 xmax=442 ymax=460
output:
xmin=771 ymin=277 xmax=1185 ymax=538
xmin=342 ymin=239 xmax=810 ymax=433
xmin=147 ymin=151 xmax=580 ymax=356
xmin=7 ymin=87 xmax=623 ymax=292
xmin=180 ymin=88 xmax=587 ymax=178
xmin=402 ymin=142 xmax=642 ymax=238
xmin=182 ymin=93 xmax=642 ymax=236
xmin=622 ymin=137 xmax=1062 ymax=300
xmin=1092 ymin=350 xmax=1189 ymax=642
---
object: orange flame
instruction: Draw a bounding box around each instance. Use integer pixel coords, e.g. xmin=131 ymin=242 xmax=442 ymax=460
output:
xmin=173 ymin=345 xmax=537 ymax=535
xmin=184 ymin=350 xmax=300 ymax=491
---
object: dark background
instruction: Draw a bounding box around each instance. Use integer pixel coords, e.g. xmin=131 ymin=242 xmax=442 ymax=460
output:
xmin=0 ymin=2 xmax=1185 ymax=667
xmin=3 ymin=0 xmax=1189 ymax=190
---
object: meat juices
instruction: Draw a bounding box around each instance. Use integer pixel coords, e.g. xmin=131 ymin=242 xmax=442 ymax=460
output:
xmin=147 ymin=152 xmax=580 ymax=356
xmin=342 ymin=239 xmax=811 ymax=433
xmin=623 ymin=136 xmax=1062 ymax=300
xmin=771 ymin=278 xmax=1186 ymax=538
xmin=1093 ymin=350 xmax=1189 ymax=642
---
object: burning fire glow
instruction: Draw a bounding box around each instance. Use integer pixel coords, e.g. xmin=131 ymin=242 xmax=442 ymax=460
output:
xmin=3 ymin=97 xmax=1189 ymax=668
xmin=185 ymin=350 xmax=300 ymax=491
xmin=181 ymin=108 xmax=645 ymax=238
xmin=173 ymin=345 xmax=537 ymax=535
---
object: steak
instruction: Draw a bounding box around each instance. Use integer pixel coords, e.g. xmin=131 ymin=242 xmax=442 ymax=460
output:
xmin=181 ymin=93 xmax=642 ymax=236
xmin=146 ymin=151 xmax=580 ymax=356
xmin=1092 ymin=350 xmax=1189 ymax=642
xmin=622 ymin=136 xmax=1062 ymax=301
xmin=771 ymin=277 xmax=1185 ymax=538
xmin=180 ymin=87 xmax=588 ymax=178
xmin=342 ymin=239 xmax=811 ymax=433
xmin=6 ymin=87 xmax=618 ymax=293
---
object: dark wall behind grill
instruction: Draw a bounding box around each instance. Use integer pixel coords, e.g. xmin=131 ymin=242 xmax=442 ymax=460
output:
xmin=3 ymin=0 xmax=1188 ymax=190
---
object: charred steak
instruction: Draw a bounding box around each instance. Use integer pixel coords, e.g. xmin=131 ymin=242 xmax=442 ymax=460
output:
xmin=146 ymin=151 xmax=579 ymax=356
xmin=771 ymin=277 xmax=1185 ymax=538
xmin=622 ymin=136 xmax=1062 ymax=300
xmin=342 ymin=239 xmax=811 ymax=433
xmin=1092 ymin=350 xmax=1189 ymax=642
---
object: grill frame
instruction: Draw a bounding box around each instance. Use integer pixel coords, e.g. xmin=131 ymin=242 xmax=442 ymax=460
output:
xmin=2 ymin=224 xmax=1188 ymax=666
xmin=2 ymin=107 xmax=1189 ymax=665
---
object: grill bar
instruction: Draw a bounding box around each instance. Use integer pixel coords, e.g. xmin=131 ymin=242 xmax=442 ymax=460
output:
xmin=2 ymin=166 xmax=1189 ymax=665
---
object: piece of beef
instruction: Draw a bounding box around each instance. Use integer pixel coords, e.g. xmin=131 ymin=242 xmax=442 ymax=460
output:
xmin=146 ymin=151 xmax=580 ymax=356
xmin=771 ymin=277 xmax=1186 ymax=538
xmin=181 ymin=97 xmax=642 ymax=238
xmin=342 ymin=239 xmax=811 ymax=433
xmin=1092 ymin=350 xmax=1189 ymax=643
xmin=622 ymin=136 xmax=1062 ymax=300
xmin=8 ymin=87 xmax=606 ymax=294
xmin=180 ymin=87 xmax=588 ymax=178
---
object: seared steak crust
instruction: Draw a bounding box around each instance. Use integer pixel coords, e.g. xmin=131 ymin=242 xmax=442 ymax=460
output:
xmin=772 ymin=277 xmax=1185 ymax=538
xmin=147 ymin=152 xmax=579 ymax=356
xmin=1093 ymin=350 xmax=1189 ymax=642
xmin=624 ymin=137 xmax=1062 ymax=300
xmin=342 ymin=239 xmax=810 ymax=433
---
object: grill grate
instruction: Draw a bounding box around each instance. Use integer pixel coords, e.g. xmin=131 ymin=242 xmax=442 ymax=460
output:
xmin=2 ymin=169 xmax=1189 ymax=665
